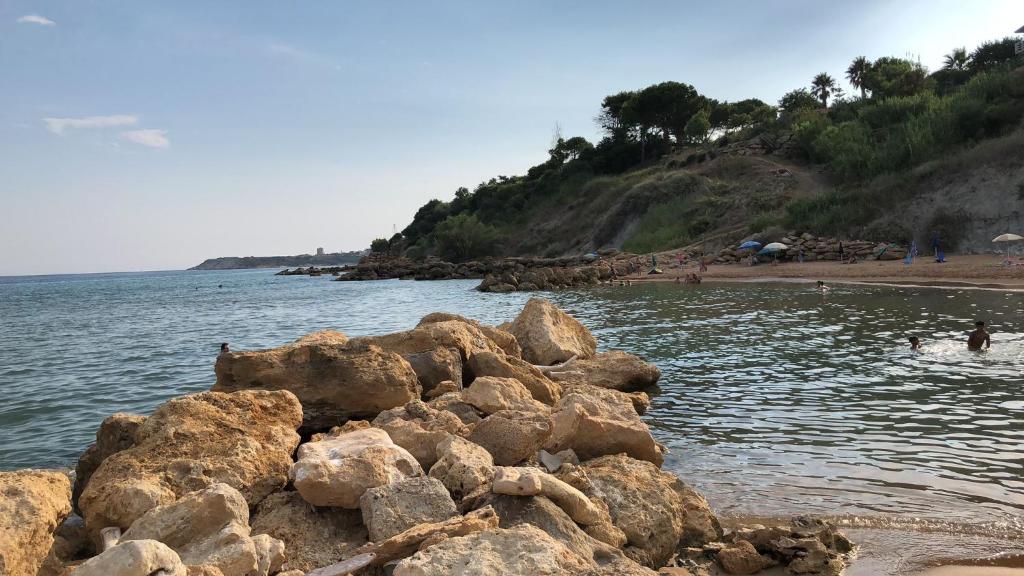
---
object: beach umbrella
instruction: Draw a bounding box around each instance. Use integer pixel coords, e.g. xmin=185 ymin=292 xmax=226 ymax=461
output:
xmin=739 ymin=241 xmax=762 ymax=250
xmin=993 ymin=233 xmax=1024 ymax=262
xmin=761 ymin=242 xmax=788 ymax=252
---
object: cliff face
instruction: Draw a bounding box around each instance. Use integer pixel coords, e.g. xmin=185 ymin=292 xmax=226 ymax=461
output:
xmin=190 ymin=251 xmax=366 ymax=270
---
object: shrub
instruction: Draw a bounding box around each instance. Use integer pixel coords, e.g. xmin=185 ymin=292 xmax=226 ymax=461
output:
xmin=433 ymin=213 xmax=502 ymax=262
xmin=812 ymin=122 xmax=875 ymax=180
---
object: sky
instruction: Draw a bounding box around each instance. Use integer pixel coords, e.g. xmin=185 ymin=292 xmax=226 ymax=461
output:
xmin=1 ymin=0 xmax=1021 ymax=275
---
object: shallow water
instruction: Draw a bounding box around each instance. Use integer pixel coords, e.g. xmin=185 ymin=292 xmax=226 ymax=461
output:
xmin=1 ymin=270 xmax=1022 ymax=570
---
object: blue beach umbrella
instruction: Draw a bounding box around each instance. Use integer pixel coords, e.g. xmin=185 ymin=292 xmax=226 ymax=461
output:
xmin=739 ymin=241 xmax=762 ymax=250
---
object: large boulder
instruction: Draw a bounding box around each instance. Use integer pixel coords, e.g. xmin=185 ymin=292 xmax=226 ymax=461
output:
xmin=372 ymin=400 xmax=469 ymax=469
xmin=290 ymin=425 xmax=423 ymax=508
xmin=417 ymin=313 xmax=522 ymax=358
xmin=359 ymin=477 xmax=458 ymax=542
xmin=72 ymin=540 xmax=185 ymax=576
xmin=466 ymin=351 xmax=561 ymax=405
xmin=392 ymin=524 xmax=592 ymax=575
xmin=468 ymin=410 xmax=552 ymax=466
xmin=545 ymin=393 xmax=663 ymax=466
xmin=508 ymin=298 xmax=597 ymax=365
xmin=560 ymin=351 xmax=660 ymax=392
xmin=462 ymin=376 xmax=549 ymax=415
xmin=250 ymin=491 xmax=367 ymax=573
xmin=403 ymin=347 xmax=463 ymax=396
xmin=0 ymin=470 xmax=72 ymax=576
xmin=355 ymin=320 xmax=504 ymax=362
xmin=79 ymin=391 xmax=302 ymax=541
xmin=73 ymin=413 xmax=146 ymax=512
xmin=428 ymin=436 xmax=495 ymax=502
xmin=120 ymin=483 xmax=267 ymax=576
xmin=560 ymin=382 xmax=650 ymax=415
xmin=581 ymin=455 xmax=721 ymax=568
xmin=213 ymin=338 xmax=420 ymax=430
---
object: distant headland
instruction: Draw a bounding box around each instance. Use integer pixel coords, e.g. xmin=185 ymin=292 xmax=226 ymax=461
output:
xmin=189 ymin=248 xmax=367 ymax=270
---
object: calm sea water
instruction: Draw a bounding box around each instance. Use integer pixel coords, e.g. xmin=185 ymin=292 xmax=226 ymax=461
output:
xmin=1 ymin=269 xmax=1022 ymax=570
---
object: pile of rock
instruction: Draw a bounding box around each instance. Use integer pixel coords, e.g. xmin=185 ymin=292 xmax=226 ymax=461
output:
xmin=1 ymin=298 xmax=854 ymax=576
xmin=275 ymin=266 xmax=354 ymax=276
xmin=715 ymin=232 xmax=907 ymax=264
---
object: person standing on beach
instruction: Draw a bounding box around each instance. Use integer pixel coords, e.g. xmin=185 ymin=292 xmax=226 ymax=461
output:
xmin=967 ymin=321 xmax=991 ymax=351
xmin=838 ymin=240 xmax=844 ymax=262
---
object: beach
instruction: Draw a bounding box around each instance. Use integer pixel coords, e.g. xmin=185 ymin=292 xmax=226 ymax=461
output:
xmin=645 ymin=254 xmax=1024 ymax=289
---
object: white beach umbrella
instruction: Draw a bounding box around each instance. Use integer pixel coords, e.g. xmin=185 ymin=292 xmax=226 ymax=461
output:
xmin=992 ymin=233 xmax=1023 ymax=262
xmin=762 ymin=242 xmax=788 ymax=251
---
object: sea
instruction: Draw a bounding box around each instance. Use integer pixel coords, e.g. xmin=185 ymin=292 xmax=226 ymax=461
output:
xmin=1 ymin=269 xmax=1022 ymax=573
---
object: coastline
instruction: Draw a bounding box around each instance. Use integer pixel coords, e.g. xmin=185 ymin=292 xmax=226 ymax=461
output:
xmin=630 ymin=254 xmax=1024 ymax=291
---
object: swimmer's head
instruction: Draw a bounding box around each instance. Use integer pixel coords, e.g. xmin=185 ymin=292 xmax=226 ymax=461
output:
xmin=975 ymin=320 xmax=985 ymax=328
xmin=817 ymin=281 xmax=824 ymax=287
xmin=908 ymin=336 xmax=919 ymax=344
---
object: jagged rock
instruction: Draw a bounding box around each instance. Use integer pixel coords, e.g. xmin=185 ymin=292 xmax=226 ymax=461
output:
xmin=293 ymin=330 xmax=349 ymax=346
xmin=509 ymin=298 xmax=597 ymax=365
xmin=466 ymin=351 xmax=561 ymax=405
xmin=73 ymin=540 xmax=185 ymax=576
xmin=249 ymin=491 xmax=367 ymax=573
xmin=772 ymin=536 xmax=842 ymax=575
xmin=539 ymin=449 xmax=579 ymax=472
xmin=38 ymin=514 xmax=91 ymax=576
xmin=717 ymin=540 xmax=774 ymax=575
xmin=250 ymin=534 xmax=285 ymax=576
xmin=582 ymin=455 xmax=720 ymax=569
xmin=355 ymin=506 xmax=500 ymax=568
xmin=545 ymin=393 xmax=663 ymax=466
xmin=359 ymin=477 xmax=459 ymax=542
xmin=424 ymin=380 xmax=460 ymax=399
xmin=417 ymin=313 xmax=523 ymax=358
xmin=480 ymin=494 xmax=626 ymax=566
xmin=120 ymin=483 xmax=262 ymax=576
xmin=372 ymin=400 xmax=469 ymax=469
xmin=468 ymin=410 xmax=552 ymax=466
xmin=491 ymin=467 xmax=603 ymax=526
xmin=356 ymin=320 xmax=505 ymax=362
xmin=73 ymin=413 xmax=146 ymax=512
xmin=0 ymin=470 xmax=72 ymax=576
xmin=392 ymin=524 xmax=591 ymax=575
xmin=677 ymin=483 xmax=723 ymax=548
xmin=79 ymin=391 xmax=302 ymax=542
xmin=403 ymin=347 xmax=462 ymax=396
xmin=185 ymin=565 xmax=225 ymax=576
xmin=213 ymin=337 xmax=420 ymax=430
xmin=560 ymin=351 xmax=660 ymax=392
xmin=290 ymin=426 xmax=423 ymax=508
xmin=462 ymin=376 xmax=549 ymax=415
xmin=428 ymin=436 xmax=495 ymax=502
xmin=560 ymin=382 xmax=651 ymax=415
xmin=425 ymin=392 xmax=483 ymax=425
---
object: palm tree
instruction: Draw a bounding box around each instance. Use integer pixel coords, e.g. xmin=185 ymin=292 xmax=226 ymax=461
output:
xmin=846 ymin=56 xmax=870 ymax=99
xmin=943 ymin=47 xmax=970 ymax=71
xmin=810 ymin=73 xmax=837 ymax=107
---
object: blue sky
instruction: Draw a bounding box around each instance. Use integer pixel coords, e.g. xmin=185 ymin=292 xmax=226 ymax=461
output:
xmin=1 ymin=0 xmax=1021 ymax=275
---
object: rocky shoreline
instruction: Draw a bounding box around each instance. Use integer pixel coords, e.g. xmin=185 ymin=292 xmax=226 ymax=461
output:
xmin=1 ymin=299 xmax=853 ymax=576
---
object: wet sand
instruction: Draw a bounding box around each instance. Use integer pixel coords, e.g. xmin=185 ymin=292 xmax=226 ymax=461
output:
xmin=635 ymin=254 xmax=1024 ymax=290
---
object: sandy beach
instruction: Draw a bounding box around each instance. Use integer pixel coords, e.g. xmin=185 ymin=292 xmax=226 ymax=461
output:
xmin=640 ymin=254 xmax=1024 ymax=290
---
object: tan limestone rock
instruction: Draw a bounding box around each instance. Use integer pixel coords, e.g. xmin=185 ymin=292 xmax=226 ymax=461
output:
xmin=290 ymin=427 xmax=423 ymax=508
xmin=372 ymin=400 xmax=468 ymax=469
xmin=466 ymin=351 xmax=561 ymax=405
xmin=717 ymin=540 xmax=774 ymax=575
xmin=558 ymin=351 xmax=661 ymax=392
xmin=491 ymin=466 xmax=603 ymax=526
xmin=213 ymin=338 xmax=419 ymax=430
xmin=416 ymin=313 xmax=522 ymax=358
xmin=462 ymin=375 xmax=549 ymax=415
xmin=359 ymin=477 xmax=458 ymax=542
xmin=509 ymin=298 xmax=597 ymax=365
xmin=73 ymin=540 xmax=186 ymax=576
xmin=79 ymin=391 xmax=302 ymax=540
xmin=545 ymin=393 xmax=663 ymax=466
xmin=468 ymin=410 xmax=552 ymax=466
xmin=0 ymin=470 xmax=72 ymax=576
xmin=73 ymin=413 xmax=145 ymax=512
xmin=428 ymin=436 xmax=495 ymax=502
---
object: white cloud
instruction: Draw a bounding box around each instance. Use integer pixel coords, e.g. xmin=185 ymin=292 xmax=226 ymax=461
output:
xmin=119 ymin=129 xmax=169 ymax=149
xmin=44 ymin=115 xmax=138 ymax=134
xmin=17 ymin=14 xmax=56 ymax=26
xmin=267 ymin=43 xmax=342 ymax=71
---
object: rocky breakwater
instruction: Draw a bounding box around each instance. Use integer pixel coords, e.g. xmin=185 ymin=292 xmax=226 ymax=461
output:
xmin=3 ymin=297 xmax=854 ymax=576
xmin=715 ymin=232 xmax=908 ymax=264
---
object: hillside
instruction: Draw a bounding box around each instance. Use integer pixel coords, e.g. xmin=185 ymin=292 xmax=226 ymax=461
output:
xmin=190 ymin=250 xmax=365 ymax=270
xmin=381 ymin=39 xmax=1024 ymax=260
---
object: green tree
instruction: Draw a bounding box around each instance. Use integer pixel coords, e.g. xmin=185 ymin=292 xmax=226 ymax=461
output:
xmin=862 ymin=57 xmax=929 ymax=99
xmin=684 ymin=109 xmax=711 ymax=146
xmin=846 ymin=56 xmax=871 ymax=98
xmin=434 ymin=213 xmax=501 ymax=262
xmin=370 ymin=238 xmax=390 ymax=253
xmin=943 ymin=47 xmax=970 ymax=71
xmin=597 ymin=91 xmax=637 ymax=133
xmin=779 ymin=89 xmax=820 ymax=115
xmin=968 ymin=37 xmax=1018 ymax=72
xmin=811 ymin=73 xmax=837 ymax=107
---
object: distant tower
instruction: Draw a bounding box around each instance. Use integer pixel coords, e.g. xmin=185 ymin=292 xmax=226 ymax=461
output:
xmin=316 ymin=247 xmax=325 ymax=256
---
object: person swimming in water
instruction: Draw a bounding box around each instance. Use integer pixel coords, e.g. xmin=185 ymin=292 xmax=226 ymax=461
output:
xmin=220 ymin=342 xmax=230 ymax=355
xmin=908 ymin=336 xmax=921 ymax=352
xmin=816 ymin=280 xmax=830 ymax=293
xmin=967 ymin=321 xmax=990 ymax=351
